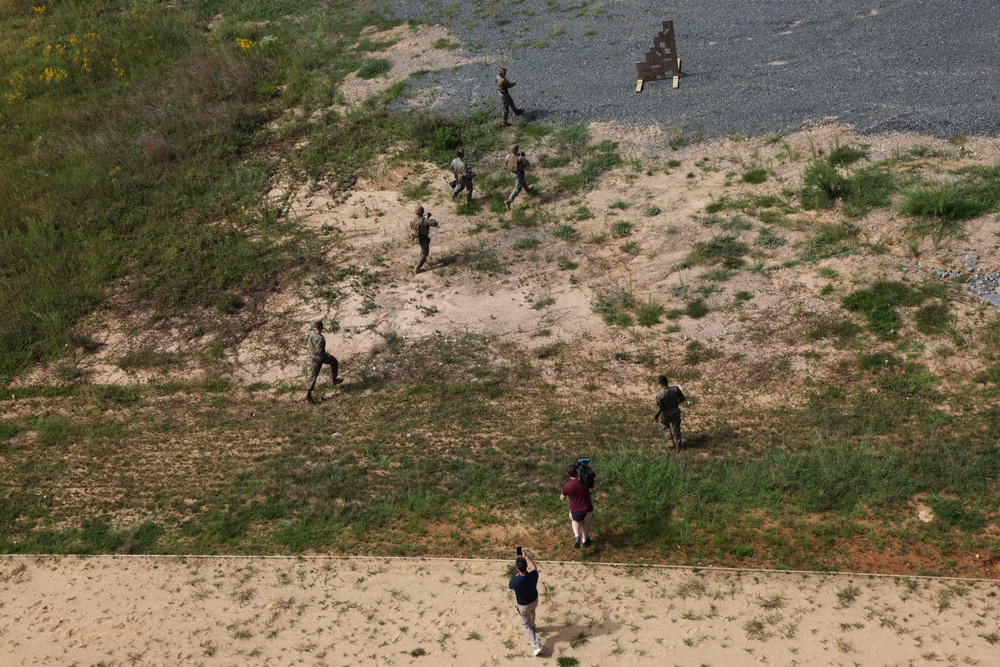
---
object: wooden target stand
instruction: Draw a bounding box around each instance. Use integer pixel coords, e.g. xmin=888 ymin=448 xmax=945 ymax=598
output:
xmin=635 ymin=20 xmax=681 ymax=92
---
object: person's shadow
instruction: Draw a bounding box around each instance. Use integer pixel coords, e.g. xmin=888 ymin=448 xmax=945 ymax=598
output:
xmin=537 ymin=610 xmax=621 ymax=656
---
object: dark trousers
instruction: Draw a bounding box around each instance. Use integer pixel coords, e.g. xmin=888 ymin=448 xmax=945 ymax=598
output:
xmin=306 ymin=353 xmax=338 ymax=392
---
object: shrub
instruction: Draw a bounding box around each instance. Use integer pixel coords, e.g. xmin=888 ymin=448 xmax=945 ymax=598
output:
xmin=635 ymin=300 xmax=665 ymax=327
xmin=592 ymin=289 xmax=636 ymax=326
xmin=742 ymin=167 xmax=767 ymax=184
xmin=685 ymin=300 xmax=709 ymax=319
xmin=610 ymin=221 xmax=633 ymax=238
xmin=900 ymin=184 xmax=980 ymax=236
xmin=755 ymin=228 xmax=786 ymax=249
xmin=799 ymin=161 xmax=848 ymax=209
xmin=552 ymin=224 xmax=577 ymax=240
xmin=688 ymin=234 xmax=748 ymax=269
xmin=356 ymin=57 xmax=392 ymax=79
xmin=827 ymin=143 xmax=868 ymax=167
xmin=799 ymin=222 xmax=859 ymax=261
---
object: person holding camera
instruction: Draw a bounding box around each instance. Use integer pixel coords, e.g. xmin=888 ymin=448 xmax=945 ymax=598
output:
xmin=508 ymin=548 xmax=544 ymax=657
xmin=409 ymin=204 xmax=439 ymax=274
xmin=560 ymin=463 xmax=594 ymax=548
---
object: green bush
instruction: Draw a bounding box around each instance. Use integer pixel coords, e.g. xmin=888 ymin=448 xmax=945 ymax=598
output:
xmin=592 ymin=289 xmax=636 ymax=326
xmin=685 ymin=299 xmax=710 ymax=319
xmin=688 ymin=235 xmax=748 ymax=269
xmin=826 ymin=143 xmax=868 ymax=167
xmin=799 ymin=222 xmax=859 ymax=261
xmin=742 ymin=167 xmax=768 ymax=184
xmin=635 ymin=300 xmax=665 ymax=327
xmin=610 ymin=221 xmax=633 ymax=238
xmin=357 ymin=57 xmax=392 ymax=79
xmin=799 ymin=161 xmax=848 ymax=209
xmin=755 ymin=228 xmax=786 ymax=249
xmin=552 ymin=224 xmax=577 ymax=240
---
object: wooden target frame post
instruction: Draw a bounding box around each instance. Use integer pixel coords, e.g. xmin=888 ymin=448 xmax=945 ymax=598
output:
xmin=635 ymin=20 xmax=681 ymax=92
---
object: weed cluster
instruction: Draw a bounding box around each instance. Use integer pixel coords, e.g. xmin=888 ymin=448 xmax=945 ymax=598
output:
xmin=591 ymin=289 xmax=665 ymax=328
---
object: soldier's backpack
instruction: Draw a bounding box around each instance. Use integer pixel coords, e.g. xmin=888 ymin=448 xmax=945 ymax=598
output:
xmin=577 ymin=457 xmax=596 ymax=489
xmin=410 ymin=216 xmax=422 ymax=239
xmin=507 ymin=153 xmax=520 ymax=173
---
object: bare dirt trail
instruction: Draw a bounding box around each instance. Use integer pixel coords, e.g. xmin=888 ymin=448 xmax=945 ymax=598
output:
xmin=3 ymin=555 xmax=998 ymax=666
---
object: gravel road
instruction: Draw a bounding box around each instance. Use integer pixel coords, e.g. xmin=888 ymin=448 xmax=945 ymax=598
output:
xmin=375 ymin=0 xmax=1000 ymax=138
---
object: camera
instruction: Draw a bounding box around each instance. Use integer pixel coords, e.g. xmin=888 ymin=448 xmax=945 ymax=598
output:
xmin=516 ymin=546 xmax=523 ymax=556
xmin=576 ymin=457 xmax=596 ymax=489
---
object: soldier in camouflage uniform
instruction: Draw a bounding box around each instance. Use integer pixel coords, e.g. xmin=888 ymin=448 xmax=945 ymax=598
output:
xmin=653 ymin=375 xmax=686 ymax=452
xmin=450 ymin=149 xmax=474 ymax=205
xmin=410 ymin=204 xmax=439 ymax=273
xmin=496 ymin=67 xmax=523 ymax=127
xmin=306 ymin=320 xmax=342 ymax=403
xmin=505 ymin=144 xmax=532 ymax=210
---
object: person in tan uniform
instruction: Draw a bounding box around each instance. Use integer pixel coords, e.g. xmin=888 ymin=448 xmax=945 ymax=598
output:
xmin=450 ymin=149 xmax=474 ymax=205
xmin=306 ymin=320 xmax=342 ymax=403
xmin=505 ymin=144 xmax=532 ymax=210
xmin=496 ymin=67 xmax=523 ymax=127
xmin=410 ymin=204 xmax=439 ymax=273
xmin=653 ymin=375 xmax=686 ymax=452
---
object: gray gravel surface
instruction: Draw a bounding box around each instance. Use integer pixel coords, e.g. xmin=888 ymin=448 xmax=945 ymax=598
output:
xmin=375 ymin=0 xmax=1000 ymax=137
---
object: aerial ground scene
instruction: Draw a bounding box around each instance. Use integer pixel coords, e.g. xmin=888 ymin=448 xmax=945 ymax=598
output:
xmin=2 ymin=0 xmax=1000 ymax=664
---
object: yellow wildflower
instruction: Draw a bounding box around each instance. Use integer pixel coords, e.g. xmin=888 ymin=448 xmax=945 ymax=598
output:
xmin=32 ymin=5 xmax=45 ymax=14
xmin=235 ymin=37 xmax=255 ymax=51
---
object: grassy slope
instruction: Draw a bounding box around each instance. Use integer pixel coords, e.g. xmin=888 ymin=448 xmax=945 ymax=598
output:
xmin=3 ymin=1 xmax=1000 ymax=575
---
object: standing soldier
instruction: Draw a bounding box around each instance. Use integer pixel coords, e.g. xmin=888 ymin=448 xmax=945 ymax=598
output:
xmin=410 ymin=204 xmax=439 ymax=274
xmin=505 ymin=144 xmax=532 ymax=210
xmin=450 ymin=149 xmax=474 ymax=205
xmin=653 ymin=375 xmax=686 ymax=452
xmin=496 ymin=67 xmax=523 ymax=127
xmin=305 ymin=320 xmax=342 ymax=403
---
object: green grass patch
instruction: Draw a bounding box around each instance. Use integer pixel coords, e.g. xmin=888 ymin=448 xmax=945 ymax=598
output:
xmin=610 ymin=221 xmax=633 ymax=238
xmin=688 ymin=235 xmax=749 ymax=269
xmin=552 ymin=224 xmax=578 ymax=240
xmin=841 ymin=280 xmax=933 ymax=340
xmin=356 ymin=57 xmax=392 ymax=79
xmin=799 ymin=222 xmax=859 ymax=261
xmin=742 ymin=167 xmax=768 ymax=184
xmin=754 ymin=228 xmax=786 ymax=249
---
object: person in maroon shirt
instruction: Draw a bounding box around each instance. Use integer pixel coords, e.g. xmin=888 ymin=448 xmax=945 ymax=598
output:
xmin=560 ymin=463 xmax=594 ymax=548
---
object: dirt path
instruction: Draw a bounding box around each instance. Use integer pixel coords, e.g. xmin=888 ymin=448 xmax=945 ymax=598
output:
xmin=3 ymin=555 xmax=998 ymax=666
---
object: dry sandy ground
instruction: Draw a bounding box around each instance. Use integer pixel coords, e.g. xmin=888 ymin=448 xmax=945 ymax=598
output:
xmin=3 ymin=555 xmax=999 ymax=666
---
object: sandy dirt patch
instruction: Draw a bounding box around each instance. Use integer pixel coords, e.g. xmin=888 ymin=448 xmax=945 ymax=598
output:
xmin=2 ymin=555 xmax=998 ymax=666
xmin=19 ymin=126 xmax=1000 ymax=406
xmin=338 ymin=24 xmax=484 ymax=107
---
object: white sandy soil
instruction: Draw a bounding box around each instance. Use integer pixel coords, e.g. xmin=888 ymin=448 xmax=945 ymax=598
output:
xmin=2 ymin=556 xmax=999 ymax=666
